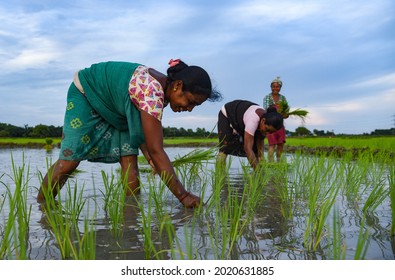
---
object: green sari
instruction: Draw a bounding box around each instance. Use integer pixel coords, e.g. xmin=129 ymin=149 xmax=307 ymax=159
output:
xmin=59 ymin=62 xmax=145 ymax=163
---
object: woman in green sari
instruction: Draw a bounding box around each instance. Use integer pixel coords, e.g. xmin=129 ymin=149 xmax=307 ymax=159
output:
xmin=37 ymin=59 xmax=222 ymax=208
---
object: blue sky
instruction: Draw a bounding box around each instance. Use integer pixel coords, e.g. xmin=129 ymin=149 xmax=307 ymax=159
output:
xmin=0 ymin=0 xmax=394 ymax=134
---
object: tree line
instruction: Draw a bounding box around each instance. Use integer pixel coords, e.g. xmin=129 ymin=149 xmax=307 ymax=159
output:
xmin=288 ymin=127 xmax=394 ymax=136
xmin=0 ymin=122 xmax=393 ymax=138
xmin=0 ymin=123 xmax=216 ymax=138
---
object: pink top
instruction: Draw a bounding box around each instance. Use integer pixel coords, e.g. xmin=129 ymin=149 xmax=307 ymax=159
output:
xmin=243 ymin=105 xmax=262 ymax=136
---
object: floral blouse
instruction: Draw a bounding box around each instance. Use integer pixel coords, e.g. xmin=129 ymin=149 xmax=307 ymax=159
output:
xmin=263 ymin=93 xmax=287 ymax=111
xmin=128 ymin=65 xmax=165 ymax=121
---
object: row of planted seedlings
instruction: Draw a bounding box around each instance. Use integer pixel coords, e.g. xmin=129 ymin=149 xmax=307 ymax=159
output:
xmin=337 ymin=150 xmax=393 ymax=259
xmin=126 ymin=149 xmax=289 ymax=259
xmin=154 ymin=149 xmax=393 ymax=260
xmin=175 ymin=150 xmax=392 ymax=259
xmin=0 ymin=150 xmax=215 ymax=260
xmin=0 ymin=157 xmax=32 ymax=259
xmin=42 ymin=149 xmax=395 ymax=259
xmin=286 ymin=150 xmax=393 ymax=259
xmin=36 ymin=159 xmax=97 ymax=260
xmin=96 ymin=147 xmax=273 ymax=259
xmin=0 ymin=156 xmax=97 ymax=260
xmin=129 ymin=148 xmax=219 ymax=259
xmin=1 ymin=147 xmax=393 ymax=259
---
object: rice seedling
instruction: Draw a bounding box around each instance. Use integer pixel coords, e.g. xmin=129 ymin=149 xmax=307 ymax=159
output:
xmin=193 ymin=158 xmax=238 ymax=258
xmin=337 ymin=151 xmax=389 ymax=215
xmin=154 ymin=213 xmax=178 ymax=259
xmin=226 ymin=187 xmax=247 ymax=256
xmin=146 ymin=168 xmax=205 ymax=259
xmin=205 ymin=154 xmax=232 ymax=209
xmin=330 ymin=207 xmax=346 ymax=260
xmin=0 ymin=184 xmax=18 ymax=259
xmin=206 ymin=196 xmax=232 ymax=259
xmin=38 ymin=181 xmax=74 ymax=258
xmin=279 ymin=99 xmax=309 ymax=123
xmin=302 ymin=156 xmax=341 ymax=252
xmin=0 ymin=155 xmax=32 ymax=259
xmin=133 ymin=191 xmax=158 ymax=259
xmin=204 ymin=214 xmax=225 ymax=258
xmin=66 ymin=197 xmax=96 ymax=260
xmin=362 ymin=178 xmax=389 ymax=214
xmin=242 ymin=163 xmax=271 ymax=219
xmin=389 ymin=161 xmax=395 ymax=236
xmin=150 ymin=179 xmax=170 ymax=226
xmin=269 ymin=162 xmax=294 ymax=220
xmin=202 ymin=160 xmax=270 ymax=259
xmin=127 ymin=172 xmax=174 ymax=259
xmin=100 ymin=170 xmax=118 ymax=214
xmin=286 ymin=153 xmax=306 ymax=203
xmin=10 ymin=158 xmax=32 ymax=260
xmin=0 ymin=181 xmax=4 ymax=256
xmin=339 ymin=152 xmax=368 ymax=200
xmin=181 ymin=218 xmax=196 ymax=259
xmin=361 ymin=155 xmax=390 ymax=214
xmin=38 ymin=164 xmax=96 ymax=259
xmin=172 ymin=147 xmax=218 ymax=187
xmin=63 ymin=179 xmax=86 ymax=224
xmin=303 ymin=182 xmax=339 ymax=252
xmin=76 ymin=214 xmax=96 ymax=259
xmin=0 ymin=175 xmax=4 ymax=211
xmin=100 ymin=170 xmax=126 ymax=238
xmin=172 ymin=147 xmax=218 ymax=168
xmin=353 ymin=218 xmax=371 ymax=260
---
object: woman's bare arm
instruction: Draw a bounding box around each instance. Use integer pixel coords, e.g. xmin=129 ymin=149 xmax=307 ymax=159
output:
xmin=244 ymin=132 xmax=259 ymax=170
xmin=140 ymin=110 xmax=200 ymax=207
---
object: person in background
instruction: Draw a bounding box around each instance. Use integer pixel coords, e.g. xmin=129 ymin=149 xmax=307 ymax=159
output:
xmin=37 ymin=59 xmax=222 ymax=208
xmin=217 ymin=99 xmax=283 ymax=170
xmin=263 ymin=77 xmax=289 ymax=162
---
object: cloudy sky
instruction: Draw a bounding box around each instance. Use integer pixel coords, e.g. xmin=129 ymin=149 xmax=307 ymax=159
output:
xmin=1 ymin=0 xmax=394 ymax=134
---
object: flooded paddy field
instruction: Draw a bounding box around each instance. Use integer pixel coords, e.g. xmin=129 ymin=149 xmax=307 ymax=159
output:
xmin=0 ymin=147 xmax=394 ymax=260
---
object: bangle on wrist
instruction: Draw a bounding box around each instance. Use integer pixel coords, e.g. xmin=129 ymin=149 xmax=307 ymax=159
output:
xmin=178 ymin=192 xmax=190 ymax=202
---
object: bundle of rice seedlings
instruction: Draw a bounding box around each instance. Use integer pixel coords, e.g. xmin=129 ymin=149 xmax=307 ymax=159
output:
xmin=172 ymin=147 xmax=218 ymax=167
xmin=138 ymin=147 xmax=218 ymax=173
xmin=279 ymin=99 xmax=309 ymax=122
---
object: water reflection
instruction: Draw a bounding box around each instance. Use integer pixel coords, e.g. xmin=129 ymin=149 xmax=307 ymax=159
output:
xmin=230 ymin=174 xmax=292 ymax=259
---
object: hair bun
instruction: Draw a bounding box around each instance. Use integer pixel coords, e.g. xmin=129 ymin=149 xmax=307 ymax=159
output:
xmin=167 ymin=59 xmax=188 ymax=80
xmin=267 ymin=106 xmax=277 ymax=113
xmin=168 ymin=59 xmax=181 ymax=67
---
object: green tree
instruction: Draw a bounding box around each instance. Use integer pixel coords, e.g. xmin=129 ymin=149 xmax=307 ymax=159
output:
xmin=295 ymin=126 xmax=312 ymax=136
xmin=29 ymin=124 xmax=50 ymax=137
xmin=0 ymin=130 xmax=10 ymax=137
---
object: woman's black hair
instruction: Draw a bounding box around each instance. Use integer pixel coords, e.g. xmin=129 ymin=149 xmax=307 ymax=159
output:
xmin=166 ymin=60 xmax=222 ymax=102
xmin=262 ymin=107 xmax=283 ymax=130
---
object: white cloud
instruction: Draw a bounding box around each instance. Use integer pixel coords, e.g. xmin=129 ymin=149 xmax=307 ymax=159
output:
xmin=228 ymin=0 xmax=320 ymax=25
xmin=297 ymin=88 xmax=395 ymax=133
xmin=326 ymin=102 xmax=365 ymax=113
xmin=352 ymin=72 xmax=395 ymax=88
xmin=4 ymin=37 xmax=61 ymax=69
xmin=0 ymin=8 xmax=62 ymax=71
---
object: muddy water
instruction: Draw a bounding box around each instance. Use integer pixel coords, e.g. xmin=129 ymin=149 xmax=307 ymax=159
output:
xmin=0 ymin=148 xmax=394 ymax=260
